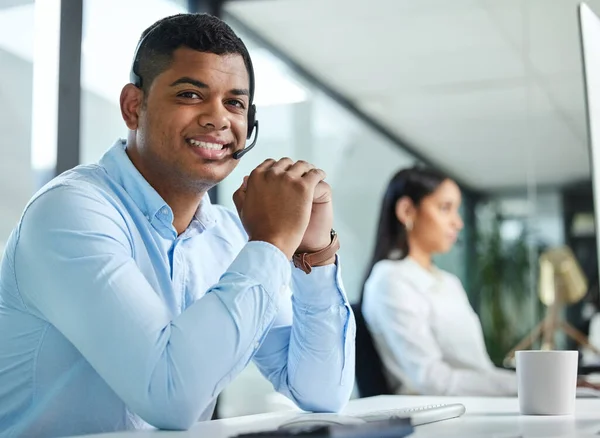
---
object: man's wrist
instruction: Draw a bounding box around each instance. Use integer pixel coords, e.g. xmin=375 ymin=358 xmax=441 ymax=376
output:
xmin=319 ymin=255 xmax=337 ymax=266
xmin=293 ymin=230 xmax=339 ymax=274
xmin=295 ymin=233 xmax=332 ymax=254
xmin=248 ymin=236 xmax=293 ymax=260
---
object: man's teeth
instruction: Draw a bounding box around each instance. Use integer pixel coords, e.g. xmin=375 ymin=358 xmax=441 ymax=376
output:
xmin=188 ymin=139 xmax=224 ymax=150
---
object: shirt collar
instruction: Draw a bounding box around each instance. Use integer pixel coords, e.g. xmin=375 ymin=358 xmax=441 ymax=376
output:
xmin=100 ymin=139 xmax=217 ymax=234
xmin=191 ymin=192 xmax=218 ymax=232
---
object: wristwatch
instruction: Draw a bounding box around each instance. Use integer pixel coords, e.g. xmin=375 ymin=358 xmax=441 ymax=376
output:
xmin=292 ymin=229 xmax=340 ymax=274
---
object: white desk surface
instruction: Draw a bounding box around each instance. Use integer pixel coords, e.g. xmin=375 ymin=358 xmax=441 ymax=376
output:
xmin=70 ymin=395 xmax=600 ymax=438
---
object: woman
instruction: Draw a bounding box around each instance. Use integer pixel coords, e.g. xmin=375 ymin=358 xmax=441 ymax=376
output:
xmin=361 ymin=166 xmax=517 ymax=396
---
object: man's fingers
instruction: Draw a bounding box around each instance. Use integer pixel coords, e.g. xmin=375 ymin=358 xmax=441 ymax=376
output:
xmin=232 ymin=185 xmax=246 ymax=216
xmin=287 ymin=160 xmax=315 ymax=178
xmin=313 ymin=181 xmax=331 ymax=204
xmin=301 ymin=167 xmax=327 ymax=189
xmin=269 ymin=157 xmax=294 ymax=172
xmin=249 ymin=159 xmax=275 ymax=183
xmin=254 ymin=158 xmax=277 ymax=172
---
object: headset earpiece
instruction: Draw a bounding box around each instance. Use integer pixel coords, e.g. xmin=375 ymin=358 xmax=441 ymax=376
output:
xmin=247 ymin=104 xmax=256 ymax=139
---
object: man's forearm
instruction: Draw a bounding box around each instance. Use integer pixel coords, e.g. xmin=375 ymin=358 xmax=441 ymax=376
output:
xmin=285 ymin=261 xmax=355 ymax=412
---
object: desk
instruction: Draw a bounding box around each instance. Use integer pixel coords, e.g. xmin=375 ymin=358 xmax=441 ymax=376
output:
xmin=70 ymin=396 xmax=600 ymax=438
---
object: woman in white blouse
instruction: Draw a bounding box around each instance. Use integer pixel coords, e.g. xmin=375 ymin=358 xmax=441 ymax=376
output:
xmin=362 ymin=167 xmax=518 ymax=396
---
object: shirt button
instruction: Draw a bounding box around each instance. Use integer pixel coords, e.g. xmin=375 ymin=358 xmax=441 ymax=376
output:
xmin=161 ymin=207 xmax=168 ymax=215
xmin=255 ymin=342 xmax=260 ymax=349
xmin=145 ymin=215 xmax=150 ymax=221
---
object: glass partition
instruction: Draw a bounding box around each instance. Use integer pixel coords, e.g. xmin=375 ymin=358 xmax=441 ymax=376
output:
xmin=0 ymin=2 xmax=36 ymax=249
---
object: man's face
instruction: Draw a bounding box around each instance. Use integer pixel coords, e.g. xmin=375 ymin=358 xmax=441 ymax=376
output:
xmin=127 ymin=47 xmax=250 ymax=191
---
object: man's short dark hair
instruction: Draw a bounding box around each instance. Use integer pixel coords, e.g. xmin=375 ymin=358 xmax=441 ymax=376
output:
xmin=132 ymin=13 xmax=254 ymax=98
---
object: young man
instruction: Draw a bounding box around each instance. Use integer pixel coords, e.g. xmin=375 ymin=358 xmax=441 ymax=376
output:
xmin=0 ymin=14 xmax=355 ymax=437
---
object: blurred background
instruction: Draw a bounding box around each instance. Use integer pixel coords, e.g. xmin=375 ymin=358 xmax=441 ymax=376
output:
xmin=1 ymin=0 xmax=599 ymax=418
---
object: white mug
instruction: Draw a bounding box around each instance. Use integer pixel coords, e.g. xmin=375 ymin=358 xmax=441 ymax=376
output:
xmin=516 ymin=350 xmax=578 ymax=415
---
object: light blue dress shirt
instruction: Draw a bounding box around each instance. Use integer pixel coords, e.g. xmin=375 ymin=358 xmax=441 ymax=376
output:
xmin=0 ymin=140 xmax=355 ymax=438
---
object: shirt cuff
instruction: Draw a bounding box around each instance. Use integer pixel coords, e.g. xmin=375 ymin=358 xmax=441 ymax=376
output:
xmin=291 ymin=255 xmax=348 ymax=308
xmin=228 ymin=241 xmax=292 ymax=300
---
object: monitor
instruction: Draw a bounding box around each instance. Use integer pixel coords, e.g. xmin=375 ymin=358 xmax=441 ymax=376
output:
xmin=579 ymin=2 xmax=600 ymax=264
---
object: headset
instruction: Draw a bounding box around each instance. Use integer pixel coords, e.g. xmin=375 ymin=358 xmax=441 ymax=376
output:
xmin=129 ymin=19 xmax=259 ymax=159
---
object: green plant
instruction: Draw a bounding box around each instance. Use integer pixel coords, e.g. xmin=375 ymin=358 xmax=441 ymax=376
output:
xmin=476 ymin=211 xmax=532 ymax=366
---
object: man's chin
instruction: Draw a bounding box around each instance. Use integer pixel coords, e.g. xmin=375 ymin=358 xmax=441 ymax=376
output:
xmin=188 ymin=162 xmax=236 ymax=187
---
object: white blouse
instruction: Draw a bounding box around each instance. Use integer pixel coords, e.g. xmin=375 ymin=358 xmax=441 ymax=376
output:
xmin=362 ymin=257 xmax=517 ymax=396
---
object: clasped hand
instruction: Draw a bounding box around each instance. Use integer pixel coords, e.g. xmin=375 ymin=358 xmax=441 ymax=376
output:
xmin=233 ymin=158 xmax=333 ymax=261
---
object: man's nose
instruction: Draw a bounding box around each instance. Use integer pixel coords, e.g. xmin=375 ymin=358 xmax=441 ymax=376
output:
xmin=197 ymin=100 xmax=230 ymax=131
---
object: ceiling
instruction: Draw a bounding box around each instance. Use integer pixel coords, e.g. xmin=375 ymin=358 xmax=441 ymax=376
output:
xmin=224 ymin=0 xmax=599 ymax=191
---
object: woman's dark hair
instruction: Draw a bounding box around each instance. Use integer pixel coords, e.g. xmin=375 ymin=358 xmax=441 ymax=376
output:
xmin=360 ymin=166 xmax=449 ymax=299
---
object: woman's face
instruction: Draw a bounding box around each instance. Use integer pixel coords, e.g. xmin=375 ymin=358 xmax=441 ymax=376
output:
xmin=410 ymin=179 xmax=464 ymax=254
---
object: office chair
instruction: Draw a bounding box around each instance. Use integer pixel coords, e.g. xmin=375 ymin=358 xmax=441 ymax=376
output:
xmin=351 ymin=302 xmax=394 ymax=397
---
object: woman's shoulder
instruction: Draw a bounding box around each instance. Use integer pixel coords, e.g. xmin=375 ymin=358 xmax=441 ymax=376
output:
xmin=374 ymin=257 xmax=419 ymax=270
xmin=435 ymin=268 xmax=465 ymax=290
xmin=363 ymin=259 xmax=431 ymax=311
xmin=370 ymin=258 xmax=414 ymax=278
xmin=366 ymin=258 xmax=427 ymax=294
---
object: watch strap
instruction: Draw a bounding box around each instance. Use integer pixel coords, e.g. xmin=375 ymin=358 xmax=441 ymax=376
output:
xmin=292 ymin=230 xmax=340 ymax=274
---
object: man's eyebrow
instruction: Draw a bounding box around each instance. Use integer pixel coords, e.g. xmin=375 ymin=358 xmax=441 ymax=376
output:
xmin=169 ymin=78 xmax=249 ymax=98
xmin=230 ymin=88 xmax=250 ymax=97
xmin=169 ymin=77 xmax=208 ymax=88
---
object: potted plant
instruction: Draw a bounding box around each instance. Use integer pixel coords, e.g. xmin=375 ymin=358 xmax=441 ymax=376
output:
xmin=476 ymin=209 xmax=535 ymax=366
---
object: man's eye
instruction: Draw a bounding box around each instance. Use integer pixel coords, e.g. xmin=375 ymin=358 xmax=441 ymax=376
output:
xmin=178 ymin=92 xmax=201 ymax=99
xmin=227 ymin=99 xmax=246 ymax=109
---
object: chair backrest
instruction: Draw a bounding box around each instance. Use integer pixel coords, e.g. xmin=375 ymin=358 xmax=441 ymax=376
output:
xmin=351 ymin=302 xmax=393 ymax=397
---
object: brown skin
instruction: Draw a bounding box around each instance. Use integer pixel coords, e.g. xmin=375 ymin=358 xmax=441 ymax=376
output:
xmin=233 ymin=159 xmax=334 ymax=260
xmin=119 ymin=47 xmax=333 ymax=261
xmin=395 ymin=179 xmax=464 ymax=270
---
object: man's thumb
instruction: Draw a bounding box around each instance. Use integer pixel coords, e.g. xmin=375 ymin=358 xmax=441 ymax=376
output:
xmin=232 ymin=182 xmax=247 ymax=216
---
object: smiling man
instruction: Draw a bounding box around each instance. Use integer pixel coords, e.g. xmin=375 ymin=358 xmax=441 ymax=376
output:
xmin=0 ymin=14 xmax=355 ymax=437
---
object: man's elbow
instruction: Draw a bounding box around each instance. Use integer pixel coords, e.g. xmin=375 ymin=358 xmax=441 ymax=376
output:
xmin=138 ymin=405 xmax=198 ymax=431
xmin=293 ymin=386 xmax=352 ymax=413
xmin=135 ymin=394 xmax=205 ymax=431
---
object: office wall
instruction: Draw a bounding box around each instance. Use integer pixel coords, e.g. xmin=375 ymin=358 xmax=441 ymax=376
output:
xmin=80 ymin=89 xmax=127 ymax=164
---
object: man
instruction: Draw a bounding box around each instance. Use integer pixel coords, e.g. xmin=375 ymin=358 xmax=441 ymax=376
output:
xmin=0 ymin=13 xmax=355 ymax=437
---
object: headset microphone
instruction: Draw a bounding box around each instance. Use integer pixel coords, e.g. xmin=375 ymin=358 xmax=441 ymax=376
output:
xmin=233 ymin=120 xmax=259 ymax=160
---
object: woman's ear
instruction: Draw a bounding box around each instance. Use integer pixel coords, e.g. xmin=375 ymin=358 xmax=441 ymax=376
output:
xmin=395 ymin=197 xmax=416 ymax=229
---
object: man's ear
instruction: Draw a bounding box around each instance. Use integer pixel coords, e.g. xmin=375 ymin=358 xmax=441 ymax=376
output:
xmin=395 ymin=196 xmax=415 ymax=227
xmin=120 ymin=84 xmax=143 ymax=130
